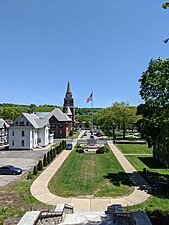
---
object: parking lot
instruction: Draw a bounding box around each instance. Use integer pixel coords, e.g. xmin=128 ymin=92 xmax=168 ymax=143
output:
xmin=0 ymin=148 xmax=50 ymax=186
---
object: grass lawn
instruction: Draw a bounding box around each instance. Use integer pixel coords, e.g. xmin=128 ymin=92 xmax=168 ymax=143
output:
xmin=0 ymin=176 xmax=52 ymax=225
xmin=115 ymin=144 xmax=169 ymax=215
xmin=126 ymin=155 xmax=168 ymax=175
xmin=116 ymin=144 xmax=152 ymax=154
xmin=125 ymin=154 xmax=169 ymax=213
xmin=49 ymin=150 xmax=133 ymax=197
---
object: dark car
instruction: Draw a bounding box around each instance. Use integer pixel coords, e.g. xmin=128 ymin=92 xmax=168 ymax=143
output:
xmin=66 ymin=143 xmax=73 ymax=150
xmin=0 ymin=165 xmax=23 ymax=175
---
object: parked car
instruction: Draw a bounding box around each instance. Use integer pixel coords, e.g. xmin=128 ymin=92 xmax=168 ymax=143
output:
xmin=0 ymin=165 xmax=23 ymax=175
xmin=66 ymin=143 xmax=73 ymax=150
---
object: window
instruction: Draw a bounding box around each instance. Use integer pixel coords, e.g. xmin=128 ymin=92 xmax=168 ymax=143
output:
xmin=20 ymin=121 xmax=24 ymax=125
xmin=51 ymin=124 xmax=56 ymax=128
xmin=21 ymin=140 xmax=24 ymax=147
xmin=59 ymin=124 xmax=63 ymax=128
xmin=26 ymin=121 xmax=29 ymax=126
xmin=12 ymin=131 xmax=14 ymax=136
xmin=12 ymin=140 xmax=14 ymax=146
xmin=16 ymin=122 xmax=18 ymax=125
xmin=38 ymin=138 xmax=41 ymax=143
xmin=58 ymin=130 xmax=63 ymax=134
xmin=22 ymin=131 xmax=24 ymax=137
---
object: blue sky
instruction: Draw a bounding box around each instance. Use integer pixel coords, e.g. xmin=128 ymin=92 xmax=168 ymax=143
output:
xmin=0 ymin=0 xmax=168 ymax=108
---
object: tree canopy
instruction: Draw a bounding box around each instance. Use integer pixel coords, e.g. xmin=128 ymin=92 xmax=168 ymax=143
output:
xmin=94 ymin=101 xmax=140 ymax=137
xmin=137 ymin=58 xmax=169 ymax=148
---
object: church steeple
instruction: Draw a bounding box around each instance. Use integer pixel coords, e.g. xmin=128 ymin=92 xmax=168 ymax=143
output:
xmin=65 ymin=81 xmax=72 ymax=98
xmin=67 ymin=81 xmax=71 ymax=93
xmin=63 ymin=81 xmax=75 ymax=124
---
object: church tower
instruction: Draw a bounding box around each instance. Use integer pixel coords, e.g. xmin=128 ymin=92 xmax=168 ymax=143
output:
xmin=63 ymin=81 xmax=75 ymax=124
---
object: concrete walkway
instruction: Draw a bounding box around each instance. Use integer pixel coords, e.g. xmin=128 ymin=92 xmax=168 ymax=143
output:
xmin=31 ymin=140 xmax=151 ymax=212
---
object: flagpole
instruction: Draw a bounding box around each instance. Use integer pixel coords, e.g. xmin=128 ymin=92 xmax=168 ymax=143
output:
xmin=91 ymin=91 xmax=93 ymax=132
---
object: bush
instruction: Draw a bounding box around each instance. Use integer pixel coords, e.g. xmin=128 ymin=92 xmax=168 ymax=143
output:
xmin=55 ymin=146 xmax=59 ymax=154
xmin=76 ymin=149 xmax=84 ymax=153
xmin=76 ymin=143 xmax=81 ymax=149
xmin=47 ymin=151 xmax=51 ymax=164
xmin=37 ymin=160 xmax=43 ymax=171
xmin=50 ymin=149 xmax=53 ymax=161
xmin=96 ymin=147 xmax=105 ymax=154
xmin=33 ymin=165 xmax=38 ymax=175
xmin=58 ymin=145 xmax=61 ymax=153
xmin=27 ymin=171 xmax=33 ymax=180
xmin=52 ymin=148 xmax=56 ymax=158
xmin=103 ymin=145 xmax=110 ymax=153
xmin=43 ymin=154 xmax=47 ymax=167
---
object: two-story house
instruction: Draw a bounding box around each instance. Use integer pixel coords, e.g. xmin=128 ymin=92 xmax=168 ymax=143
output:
xmin=9 ymin=113 xmax=53 ymax=150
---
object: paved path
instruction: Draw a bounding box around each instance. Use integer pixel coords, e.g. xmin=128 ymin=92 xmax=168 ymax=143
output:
xmin=31 ymin=140 xmax=151 ymax=212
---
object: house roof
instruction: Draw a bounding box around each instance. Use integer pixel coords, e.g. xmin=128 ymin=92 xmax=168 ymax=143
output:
xmin=22 ymin=113 xmax=49 ymax=128
xmin=34 ymin=112 xmax=50 ymax=119
xmin=0 ymin=118 xmax=9 ymax=129
xmin=47 ymin=108 xmax=72 ymax=122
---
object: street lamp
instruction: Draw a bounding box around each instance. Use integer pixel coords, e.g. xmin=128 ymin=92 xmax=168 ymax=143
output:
xmin=112 ymin=121 xmax=116 ymax=143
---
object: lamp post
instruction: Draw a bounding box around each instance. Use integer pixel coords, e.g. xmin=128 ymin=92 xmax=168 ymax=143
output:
xmin=112 ymin=121 xmax=116 ymax=144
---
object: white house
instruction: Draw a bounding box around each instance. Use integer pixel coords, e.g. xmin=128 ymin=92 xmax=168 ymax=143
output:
xmin=9 ymin=113 xmax=53 ymax=150
xmin=0 ymin=118 xmax=9 ymax=145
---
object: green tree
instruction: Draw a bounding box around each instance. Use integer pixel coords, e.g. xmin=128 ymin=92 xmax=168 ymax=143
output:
xmin=162 ymin=2 xmax=169 ymax=43
xmin=94 ymin=102 xmax=139 ymax=138
xmin=33 ymin=165 xmax=38 ymax=175
xmin=47 ymin=151 xmax=51 ymax=164
xmin=137 ymin=58 xmax=169 ymax=148
xmin=43 ymin=154 xmax=47 ymax=167
xmin=37 ymin=160 xmax=43 ymax=171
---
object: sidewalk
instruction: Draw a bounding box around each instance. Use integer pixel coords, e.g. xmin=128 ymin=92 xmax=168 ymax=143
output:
xmin=31 ymin=140 xmax=151 ymax=212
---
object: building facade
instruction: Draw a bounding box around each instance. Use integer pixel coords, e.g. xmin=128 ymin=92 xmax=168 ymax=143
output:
xmin=0 ymin=119 xmax=9 ymax=145
xmin=9 ymin=113 xmax=53 ymax=150
xmin=47 ymin=108 xmax=72 ymax=138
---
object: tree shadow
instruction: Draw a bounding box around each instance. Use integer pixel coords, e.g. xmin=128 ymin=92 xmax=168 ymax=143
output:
xmin=138 ymin=157 xmax=166 ymax=169
xmin=103 ymin=170 xmax=169 ymax=199
xmin=103 ymin=172 xmax=135 ymax=187
xmin=139 ymin=170 xmax=169 ymax=199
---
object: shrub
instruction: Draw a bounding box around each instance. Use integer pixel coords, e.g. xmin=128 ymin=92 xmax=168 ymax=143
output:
xmin=33 ymin=165 xmax=38 ymax=175
xmin=50 ymin=149 xmax=53 ymax=161
xmin=103 ymin=145 xmax=110 ymax=153
xmin=96 ymin=147 xmax=105 ymax=154
xmin=52 ymin=148 xmax=56 ymax=158
xmin=57 ymin=145 xmax=61 ymax=154
xmin=27 ymin=171 xmax=33 ymax=180
xmin=47 ymin=151 xmax=51 ymax=164
xmin=56 ymin=146 xmax=59 ymax=154
xmin=76 ymin=143 xmax=81 ymax=149
xmin=64 ymin=140 xmax=67 ymax=149
xmin=43 ymin=154 xmax=47 ymax=167
xmin=76 ymin=149 xmax=84 ymax=153
xmin=37 ymin=160 xmax=43 ymax=171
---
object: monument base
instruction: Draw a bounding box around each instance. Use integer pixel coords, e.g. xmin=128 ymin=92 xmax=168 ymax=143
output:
xmin=87 ymin=138 xmax=97 ymax=146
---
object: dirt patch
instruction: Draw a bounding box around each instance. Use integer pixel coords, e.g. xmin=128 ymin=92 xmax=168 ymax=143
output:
xmin=0 ymin=191 xmax=19 ymax=206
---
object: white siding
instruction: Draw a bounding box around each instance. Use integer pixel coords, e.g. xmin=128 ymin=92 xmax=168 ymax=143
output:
xmin=38 ymin=127 xmax=49 ymax=147
xmin=9 ymin=127 xmax=32 ymax=149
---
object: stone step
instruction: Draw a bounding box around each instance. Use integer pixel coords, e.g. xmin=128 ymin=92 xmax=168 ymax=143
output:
xmin=59 ymin=212 xmax=115 ymax=225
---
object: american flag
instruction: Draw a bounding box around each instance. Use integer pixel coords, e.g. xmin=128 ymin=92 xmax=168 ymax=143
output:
xmin=86 ymin=92 xmax=93 ymax=103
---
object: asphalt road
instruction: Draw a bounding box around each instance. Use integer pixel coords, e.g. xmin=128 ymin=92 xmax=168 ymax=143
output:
xmin=0 ymin=148 xmax=50 ymax=186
